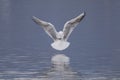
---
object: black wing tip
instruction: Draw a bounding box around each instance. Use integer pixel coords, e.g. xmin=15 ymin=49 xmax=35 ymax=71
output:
xmin=78 ymin=11 xmax=86 ymax=21
xmin=83 ymin=11 xmax=86 ymax=15
xmin=32 ymin=16 xmax=38 ymax=20
xmin=32 ymin=16 xmax=41 ymax=23
xmin=81 ymin=11 xmax=86 ymax=17
xmin=32 ymin=16 xmax=35 ymax=20
xmin=32 ymin=16 xmax=40 ymax=25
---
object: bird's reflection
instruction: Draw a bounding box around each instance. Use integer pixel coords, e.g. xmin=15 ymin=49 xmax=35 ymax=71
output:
xmin=36 ymin=54 xmax=81 ymax=80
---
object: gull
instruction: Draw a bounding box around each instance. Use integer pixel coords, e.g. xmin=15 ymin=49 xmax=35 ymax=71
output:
xmin=32 ymin=12 xmax=85 ymax=51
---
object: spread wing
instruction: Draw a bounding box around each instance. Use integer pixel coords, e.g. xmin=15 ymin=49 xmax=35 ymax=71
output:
xmin=63 ymin=12 xmax=85 ymax=40
xmin=32 ymin=16 xmax=57 ymax=41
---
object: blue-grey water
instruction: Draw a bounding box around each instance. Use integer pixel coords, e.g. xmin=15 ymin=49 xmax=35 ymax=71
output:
xmin=0 ymin=0 xmax=120 ymax=80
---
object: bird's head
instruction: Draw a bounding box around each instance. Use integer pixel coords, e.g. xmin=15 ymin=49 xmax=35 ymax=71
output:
xmin=58 ymin=31 xmax=63 ymax=35
xmin=57 ymin=31 xmax=64 ymax=39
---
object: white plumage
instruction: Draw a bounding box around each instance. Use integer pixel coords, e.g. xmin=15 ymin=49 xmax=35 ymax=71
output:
xmin=32 ymin=12 xmax=85 ymax=50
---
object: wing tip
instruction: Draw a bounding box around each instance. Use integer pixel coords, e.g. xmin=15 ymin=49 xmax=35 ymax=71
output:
xmin=78 ymin=11 xmax=86 ymax=20
xmin=32 ymin=16 xmax=41 ymax=23
xmin=81 ymin=11 xmax=86 ymax=17
xmin=32 ymin=16 xmax=37 ymax=20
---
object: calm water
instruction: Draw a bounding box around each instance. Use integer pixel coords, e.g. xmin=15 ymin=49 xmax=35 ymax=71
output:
xmin=0 ymin=0 xmax=120 ymax=80
xmin=0 ymin=48 xmax=120 ymax=80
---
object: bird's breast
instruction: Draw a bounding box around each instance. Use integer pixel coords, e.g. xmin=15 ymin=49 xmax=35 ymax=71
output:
xmin=51 ymin=40 xmax=70 ymax=51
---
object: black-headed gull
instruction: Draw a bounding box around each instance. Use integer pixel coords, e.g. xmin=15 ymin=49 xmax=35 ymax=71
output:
xmin=32 ymin=12 xmax=85 ymax=51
